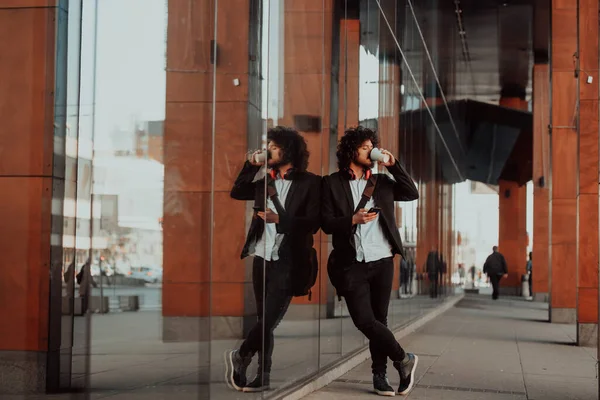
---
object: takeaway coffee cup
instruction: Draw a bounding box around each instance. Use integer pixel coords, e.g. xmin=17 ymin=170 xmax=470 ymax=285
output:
xmin=253 ymin=151 xmax=267 ymax=164
xmin=370 ymin=148 xmax=390 ymax=164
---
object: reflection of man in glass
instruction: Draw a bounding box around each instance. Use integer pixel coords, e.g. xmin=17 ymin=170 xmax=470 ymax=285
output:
xmin=322 ymin=127 xmax=420 ymax=396
xmin=400 ymin=255 xmax=409 ymax=295
xmin=409 ymin=249 xmax=416 ymax=295
xmin=426 ymin=248 xmax=440 ymax=298
xmin=225 ymin=126 xmax=321 ymax=393
xmin=76 ymin=258 xmax=96 ymax=314
xmin=469 ymin=264 xmax=477 ymax=287
xmin=439 ymin=254 xmax=447 ymax=296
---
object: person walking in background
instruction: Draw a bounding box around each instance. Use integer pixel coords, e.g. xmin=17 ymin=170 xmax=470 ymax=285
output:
xmin=526 ymin=252 xmax=533 ymax=298
xmin=483 ymin=246 xmax=508 ymax=300
xmin=439 ymin=255 xmax=447 ymax=295
xmin=408 ymin=250 xmax=415 ymax=295
xmin=469 ymin=264 xmax=476 ymax=288
xmin=458 ymin=264 xmax=466 ymax=286
xmin=76 ymin=258 xmax=96 ymax=314
xmin=426 ymin=249 xmax=440 ymax=298
xmin=400 ymin=256 xmax=409 ymax=295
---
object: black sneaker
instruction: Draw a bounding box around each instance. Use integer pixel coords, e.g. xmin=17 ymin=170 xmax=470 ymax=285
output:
xmin=373 ymin=373 xmax=395 ymax=396
xmin=394 ymin=353 xmax=418 ymax=395
xmin=242 ymin=373 xmax=270 ymax=392
xmin=224 ymin=350 xmax=250 ymax=391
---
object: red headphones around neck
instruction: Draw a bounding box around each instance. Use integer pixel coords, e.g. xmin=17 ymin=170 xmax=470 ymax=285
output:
xmin=269 ymin=168 xmax=296 ymax=180
xmin=344 ymin=168 xmax=372 ymax=180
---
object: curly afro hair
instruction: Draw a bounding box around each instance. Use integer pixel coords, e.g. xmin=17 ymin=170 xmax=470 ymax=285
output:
xmin=267 ymin=126 xmax=310 ymax=172
xmin=336 ymin=126 xmax=379 ymax=170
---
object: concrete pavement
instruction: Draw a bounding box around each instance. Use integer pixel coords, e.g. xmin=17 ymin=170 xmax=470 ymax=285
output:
xmin=303 ymin=295 xmax=598 ymax=400
xmin=5 ymin=294 xmax=597 ymax=399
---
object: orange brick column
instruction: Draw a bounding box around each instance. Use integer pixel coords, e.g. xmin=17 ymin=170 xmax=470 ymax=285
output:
xmin=280 ymin=1 xmax=334 ymax=316
xmin=532 ymin=64 xmax=550 ymax=303
xmin=498 ymin=97 xmax=528 ymax=294
xmin=338 ymin=18 xmax=360 ymax=134
xmin=576 ymin=0 xmax=599 ymax=345
xmin=444 ymin=183 xmax=455 ymax=291
xmin=415 ymin=185 xmax=428 ymax=277
xmin=421 ymin=179 xmax=441 ymax=293
xmin=497 ymin=180 xmax=527 ymax=291
xmin=549 ymin=0 xmax=578 ymax=324
xmin=0 ymin=3 xmax=67 ymax=393
xmin=162 ymin=0 xmax=250 ymax=340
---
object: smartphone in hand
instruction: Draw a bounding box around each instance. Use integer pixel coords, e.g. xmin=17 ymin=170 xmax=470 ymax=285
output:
xmin=368 ymin=207 xmax=381 ymax=214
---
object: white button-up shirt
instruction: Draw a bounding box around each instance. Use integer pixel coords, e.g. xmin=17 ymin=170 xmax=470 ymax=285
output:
xmin=349 ymin=176 xmax=393 ymax=263
xmin=253 ymin=177 xmax=292 ymax=261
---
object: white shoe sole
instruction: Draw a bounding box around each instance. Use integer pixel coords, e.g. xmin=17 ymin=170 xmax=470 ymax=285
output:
xmin=224 ymin=350 xmax=243 ymax=391
xmin=243 ymin=386 xmax=270 ymax=393
xmin=375 ymin=388 xmax=396 ymax=396
xmin=398 ymin=355 xmax=419 ymax=395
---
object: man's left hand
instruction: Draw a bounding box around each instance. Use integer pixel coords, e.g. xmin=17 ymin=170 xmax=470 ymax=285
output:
xmin=257 ymin=208 xmax=279 ymax=224
xmin=380 ymin=149 xmax=396 ymax=167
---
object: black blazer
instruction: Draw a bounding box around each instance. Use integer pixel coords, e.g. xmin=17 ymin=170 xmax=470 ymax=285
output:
xmin=230 ymin=161 xmax=321 ymax=296
xmin=321 ymin=160 xmax=419 ymax=270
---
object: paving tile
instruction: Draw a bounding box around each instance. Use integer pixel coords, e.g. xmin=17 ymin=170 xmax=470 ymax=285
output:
xmin=524 ymin=374 xmax=598 ymax=400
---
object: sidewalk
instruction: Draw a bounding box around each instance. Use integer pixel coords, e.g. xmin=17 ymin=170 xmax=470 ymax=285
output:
xmin=303 ymin=295 xmax=598 ymax=400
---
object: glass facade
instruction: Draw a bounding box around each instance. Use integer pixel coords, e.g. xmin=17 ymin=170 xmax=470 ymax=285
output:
xmin=0 ymin=0 xmax=464 ymax=398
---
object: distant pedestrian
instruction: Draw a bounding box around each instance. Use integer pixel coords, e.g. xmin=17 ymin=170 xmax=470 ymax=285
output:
xmin=526 ymin=252 xmax=532 ymax=297
xmin=483 ymin=246 xmax=508 ymax=300
xmin=458 ymin=265 xmax=466 ymax=286
xmin=76 ymin=258 xmax=96 ymax=313
xmin=400 ymin=257 xmax=409 ymax=295
xmin=469 ymin=265 xmax=476 ymax=287
xmin=426 ymin=249 xmax=440 ymax=298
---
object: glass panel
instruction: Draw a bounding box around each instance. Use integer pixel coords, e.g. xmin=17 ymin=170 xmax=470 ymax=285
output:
xmin=209 ymin=0 xmax=269 ymax=397
xmin=53 ymin=0 xmax=85 ymax=391
xmin=264 ymin=0 xmax=324 ymax=391
xmin=375 ymin=0 xmax=461 ymax=323
xmin=68 ymin=0 xmax=96 ymax=390
xmin=68 ymin=0 xmax=212 ymax=398
xmin=319 ymin=0 xmax=352 ymax=376
xmin=212 ymin=0 xmax=328 ymax=397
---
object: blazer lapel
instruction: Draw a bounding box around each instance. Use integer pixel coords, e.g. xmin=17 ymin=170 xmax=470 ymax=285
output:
xmin=338 ymin=174 xmax=354 ymax=212
xmin=284 ymin=178 xmax=300 ymax=210
xmin=371 ymin=174 xmax=381 ymax=206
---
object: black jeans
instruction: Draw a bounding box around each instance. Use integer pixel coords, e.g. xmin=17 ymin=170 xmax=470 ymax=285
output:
xmin=342 ymin=257 xmax=406 ymax=375
xmin=239 ymin=257 xmax=293 ymax=373
xmin=490 ymin=273 xmax=503 ymax=299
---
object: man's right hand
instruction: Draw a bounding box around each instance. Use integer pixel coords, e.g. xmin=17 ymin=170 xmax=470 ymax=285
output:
xmin=248 ymin=150 xmax=264 ymax=166
xmin=352 ymin=208 xmax=377 ymax=225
